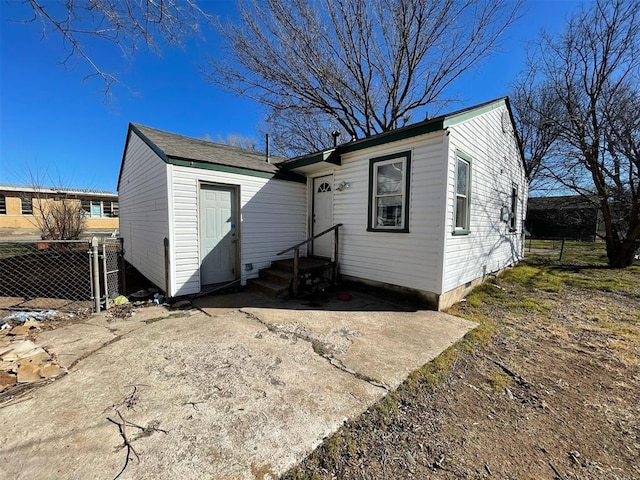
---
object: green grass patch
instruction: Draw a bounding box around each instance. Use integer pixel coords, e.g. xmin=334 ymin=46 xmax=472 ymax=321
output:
xmin=545 ymin=265 xmax=640 ymax=298
xmin=312 ymin=340 xmax=331 ymax=356
xmin=525 ymin=239 xmax=609 ymax=265
xmin=596 ymin=321 xmax=640 ymax=340
xmin=373 ymin=391 xmax=399 ymax=423
xmin=407 ymin=345 xmax=460 ymax=390
xmin=487 ymin=371 xmax=512 ymax=391
xmin=560 ymin=241 xmax=609 ymax=265
xmin=461 ymin=316 xmax=496 ymax=348
xmin=464 ymin=282 xmax=507 ymax=308
xmin=502 ymin=264 xmax=564 ymax=292
xmin=372 ymin=251 xmax=635 ymax=431
xmin=523 ymin=240 xmax=639 ymax=297
xmin=502 ymin=295 xmax=554 ymax=314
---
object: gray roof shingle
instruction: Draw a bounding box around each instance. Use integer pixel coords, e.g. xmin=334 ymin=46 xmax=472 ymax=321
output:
xmin=132 ymin=124 xmax=283 ymax=174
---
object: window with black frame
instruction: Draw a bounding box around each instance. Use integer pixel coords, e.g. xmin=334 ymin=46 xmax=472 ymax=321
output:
xmin=368 ymin=151 xmax=411 ymax=232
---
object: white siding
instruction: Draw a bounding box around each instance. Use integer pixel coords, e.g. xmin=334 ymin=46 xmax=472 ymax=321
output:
xmin=333 ymin=132 xmax=447 ymax=292
xmin=119 ymin=133 xmax=171 ymax=291
xmin=442 ymin=104 xmax=527 ymax=293
xmin=170 ymin=166 xmax=307 ymax=296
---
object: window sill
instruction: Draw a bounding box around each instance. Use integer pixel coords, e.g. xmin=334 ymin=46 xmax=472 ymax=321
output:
xmin=367 ymin=227 xmax=410 ymax=233
xmin=452 ymin=229 xmax=471 ymax=236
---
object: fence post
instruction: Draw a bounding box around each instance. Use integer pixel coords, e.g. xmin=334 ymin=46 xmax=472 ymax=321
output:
xmin=91 ymin=237 xmax=101 ymax=313
xmin=102 ymin=242 xmax=110 ymax=310
xmin=88 ymin=244 xmax=94 ymax=303
xmin=118 ymin=237 xmax=126 ymax=295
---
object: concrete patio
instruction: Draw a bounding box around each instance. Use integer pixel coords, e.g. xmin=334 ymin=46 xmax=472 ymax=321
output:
xmin=0 ymin=289 xmax=476 ymax=479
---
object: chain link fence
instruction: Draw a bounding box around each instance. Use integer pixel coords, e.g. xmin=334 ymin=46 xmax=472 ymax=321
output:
xmin=97 ymin=238 xmax=124 ymax=310
xmin=0 ymin=238 xmax=123 ymax=313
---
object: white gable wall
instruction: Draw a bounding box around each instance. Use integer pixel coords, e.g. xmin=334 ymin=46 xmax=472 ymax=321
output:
xmin=333 ymin=132 xmax=447 ymax=293
xmin=119 ymin=133 xmax=171 ymax=291
xmin=170 ymin=166 xmax=307 ymax=296
xmin=442 ymin=104 xmax=527 ymax=294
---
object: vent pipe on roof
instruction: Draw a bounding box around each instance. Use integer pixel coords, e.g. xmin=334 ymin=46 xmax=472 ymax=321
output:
xmin=265 ymin=133 xmax=270 ymax=163
xmin=331 ymin=130 xmax=341 ymax=147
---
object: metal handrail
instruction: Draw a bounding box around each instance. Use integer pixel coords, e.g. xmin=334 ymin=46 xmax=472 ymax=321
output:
xmin=275 ymin=223 xmax=342 ymax=296
xmin=276 ymin=223 xmax=343 ymax=256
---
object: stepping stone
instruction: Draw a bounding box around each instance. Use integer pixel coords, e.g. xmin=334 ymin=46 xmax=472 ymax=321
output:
xmin=8 ymin=324 xmax=32 ymax=336
xmin=0 ymin=360 xmax=16 ymax=373
xmin=17 ymin=363 xmax=41 ymax=383
xmin=20 ymin=347 xmax=50 ymax=365
xmin=0 ymin=340 xmax=39 ymax=361
xmin=23 ymin=319 xmax=43 ymax=330
xmin=0 ymin=370 xmax=16 ymax=390
xmin=39 ymin=363 xmax=65 ymax=379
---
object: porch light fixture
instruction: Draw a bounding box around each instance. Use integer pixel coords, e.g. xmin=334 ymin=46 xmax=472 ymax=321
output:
xmin=336 ymin=181 xmax=350 ymax=191
xmin=500 ymin=205 xmax=510 ymax=222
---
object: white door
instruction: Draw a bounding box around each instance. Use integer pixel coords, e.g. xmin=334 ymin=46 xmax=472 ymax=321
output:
xmin=199 ymin=185 xmax=237 ymax=285
xmin=312 ymin=175 xmax=334 ymax=257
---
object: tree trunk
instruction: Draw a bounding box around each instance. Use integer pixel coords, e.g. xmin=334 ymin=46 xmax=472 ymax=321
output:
xmin=606 ymin=237 xmax=637 ymax=268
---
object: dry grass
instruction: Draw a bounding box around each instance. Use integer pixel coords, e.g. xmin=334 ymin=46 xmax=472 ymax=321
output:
xmin=282 ymin=242 xmax=640 ymax=480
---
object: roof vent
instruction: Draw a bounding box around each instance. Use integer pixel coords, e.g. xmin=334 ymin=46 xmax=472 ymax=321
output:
xmin=265 ymin=133 xmax=270 ymax=163
xmin=331 ymin=130 xmax=341 ymax=147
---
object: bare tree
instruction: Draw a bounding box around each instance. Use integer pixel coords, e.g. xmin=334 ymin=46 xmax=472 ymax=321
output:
xmin=515 ymin=0 xmax=640 ymax=267
xmin=262 ymin=109 xmax=341 ymax=156
xmin=509 ymin=78 xmax=561 ymax=191
xmin=33 ymin=193 xmax=86 ymax=240
xmin=208 ymin=0 xmax=521 ymax=153
xmin=17 ymin=0 xmax=210 ymax=93
xmin=24 ymin=172 xmax=87 ymax=240
xmin=207 ymin=133 xmax=259 ymax=152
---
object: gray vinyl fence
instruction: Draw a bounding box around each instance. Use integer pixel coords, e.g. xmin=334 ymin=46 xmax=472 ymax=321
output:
xmin=0 ymin=237 xmax=123 ymax=313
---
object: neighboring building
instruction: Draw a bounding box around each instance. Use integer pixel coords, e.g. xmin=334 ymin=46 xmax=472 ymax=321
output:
xmin=118 ymin=97 xmax=527 ymax=310
xmin=526 ymin=195 xmax=600 ymax=241
xmin=0 ymin=184 xmax=119 ymax=238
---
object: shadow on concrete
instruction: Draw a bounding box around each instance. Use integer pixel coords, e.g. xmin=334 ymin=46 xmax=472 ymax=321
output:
xmin=192 ymin=286 xmax=421 ymax=317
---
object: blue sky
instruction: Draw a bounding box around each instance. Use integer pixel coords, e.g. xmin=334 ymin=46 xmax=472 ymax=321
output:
xmin=0 ymin=0 xmax=580 ymax=192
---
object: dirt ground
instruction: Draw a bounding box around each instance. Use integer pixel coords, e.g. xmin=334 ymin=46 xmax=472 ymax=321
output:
xmin=283 ymin=254 xmax=640 ymax=479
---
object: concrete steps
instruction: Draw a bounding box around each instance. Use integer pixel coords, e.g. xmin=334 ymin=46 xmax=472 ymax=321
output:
xmin=247 ymin=277 xmax=290 ymax=299
xmin=247 ymin=257 xmax=334 ymax=299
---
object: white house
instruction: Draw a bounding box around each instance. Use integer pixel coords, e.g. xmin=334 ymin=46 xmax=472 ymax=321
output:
xmin=118 ymin=97 xmax=527 ymax=310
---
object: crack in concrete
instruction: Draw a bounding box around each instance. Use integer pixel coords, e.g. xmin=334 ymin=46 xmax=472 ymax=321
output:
xmin=240 ymin=309 xmax=389 ymax=391
xmin=326 ymin=357 xmax=389 ymax=390
xmin=65 ymin=311 xmax=190 ymax=371
xmin=67 ymin=325 xmax=146 ymax=371
xmin=78 ymin=321 xmax=119 ymax=335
